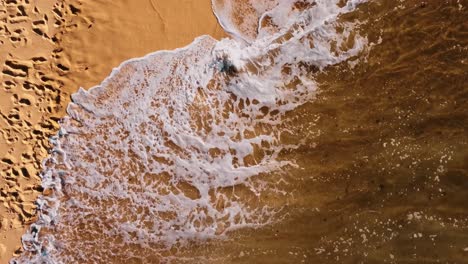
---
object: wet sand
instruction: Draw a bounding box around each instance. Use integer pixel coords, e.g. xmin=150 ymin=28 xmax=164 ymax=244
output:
xmin=0 ymin=0 xmax=225 ymax=262
xmin=2 ymin=0 xmax=467 ymax=263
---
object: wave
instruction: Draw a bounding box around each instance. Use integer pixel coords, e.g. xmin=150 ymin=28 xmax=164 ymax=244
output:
xmin=13 ymin=0 xmax=368 ymax=263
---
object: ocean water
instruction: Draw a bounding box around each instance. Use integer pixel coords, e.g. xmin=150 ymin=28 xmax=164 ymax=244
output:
xmin=13 ymin=0 xmax=468 ymax=263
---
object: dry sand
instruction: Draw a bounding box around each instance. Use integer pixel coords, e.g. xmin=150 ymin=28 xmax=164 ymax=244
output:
xmin=0 ymin=0 xmax=226 ymax=262
xmin=2 ymin=1 xmax=467 ymax=263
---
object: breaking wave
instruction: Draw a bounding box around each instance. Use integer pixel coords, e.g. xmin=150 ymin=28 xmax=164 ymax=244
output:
xmin=14 ymin=0 xmax=368 ymax=263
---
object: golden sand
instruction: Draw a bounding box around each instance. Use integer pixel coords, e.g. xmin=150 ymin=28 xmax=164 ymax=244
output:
xmin=3 ymin=0 xmax=467 ymax=263
xmin=0 ymin=0 xmax=226 ymax=262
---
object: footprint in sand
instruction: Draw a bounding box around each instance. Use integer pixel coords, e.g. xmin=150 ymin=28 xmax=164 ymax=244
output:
xmin=0 ymin=0 xmax=89 ymax=262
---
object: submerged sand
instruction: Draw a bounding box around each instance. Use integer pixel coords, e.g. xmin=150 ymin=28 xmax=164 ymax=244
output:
xmin=0 ymin=0 xmax=225 ymax=262
xmin=2 ymin=0 xmax=467 ymax=263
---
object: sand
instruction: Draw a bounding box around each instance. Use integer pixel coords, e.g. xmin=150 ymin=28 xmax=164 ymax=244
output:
xmin=3 ymin=1 xmax=467 ymax=263
xmin=0 ymin=0 xmax=226 ymax=262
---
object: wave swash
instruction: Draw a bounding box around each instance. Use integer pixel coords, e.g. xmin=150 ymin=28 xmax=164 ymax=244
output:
xmin=13 ymin=0 xmax=369 ymax=263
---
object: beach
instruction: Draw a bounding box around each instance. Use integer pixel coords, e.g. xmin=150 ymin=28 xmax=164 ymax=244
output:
xmin=2 ymin=0 xmax=468 ymax=263
xmin=1 ymin=0 xmax=225 ymax=262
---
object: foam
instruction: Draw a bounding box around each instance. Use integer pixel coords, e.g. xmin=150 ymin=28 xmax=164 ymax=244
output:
xmin=14 ymin=0 xmax=368 ymax=263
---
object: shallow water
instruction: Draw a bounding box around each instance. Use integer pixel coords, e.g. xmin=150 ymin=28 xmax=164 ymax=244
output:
xmin=13 ymin=0 xmax=468 ymax=263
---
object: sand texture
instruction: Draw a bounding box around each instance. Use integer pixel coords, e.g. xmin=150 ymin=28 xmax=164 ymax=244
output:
xmin=2 ymin=0 xmax=467 ymax=263
xmin=0 ymin=0 xmax=225 ymax=262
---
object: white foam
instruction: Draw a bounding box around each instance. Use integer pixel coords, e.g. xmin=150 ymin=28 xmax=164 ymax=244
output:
xmin=14 ymin=1 xmax=368 ymax=263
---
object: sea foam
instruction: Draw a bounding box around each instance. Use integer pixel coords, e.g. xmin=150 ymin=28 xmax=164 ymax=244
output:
xmin=14 ymin=0 xmax=367 ymax=263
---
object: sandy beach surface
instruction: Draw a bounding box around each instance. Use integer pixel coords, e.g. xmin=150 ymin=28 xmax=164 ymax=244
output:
xmin=0 ymin=0 xmax=225 ymax=262
xmin=2 ymin=0 xmax=467 ymax=263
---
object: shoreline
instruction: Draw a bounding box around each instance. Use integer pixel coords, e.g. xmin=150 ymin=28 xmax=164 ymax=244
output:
xmin=0 ymin=1 xmax=226 ymax=262
xmin=3 ymin=0 xmax=467 ymax=263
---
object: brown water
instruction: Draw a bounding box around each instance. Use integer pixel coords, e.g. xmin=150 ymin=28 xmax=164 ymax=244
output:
xmin=174 ymin=1 xmax=468 ymax=263
xmin=9 ymin=0 xmax=468 ymax=263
